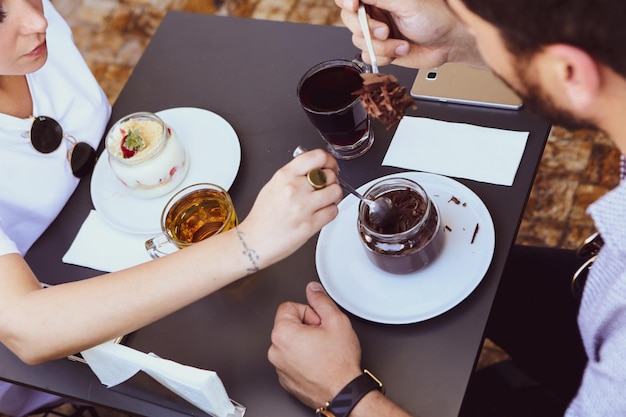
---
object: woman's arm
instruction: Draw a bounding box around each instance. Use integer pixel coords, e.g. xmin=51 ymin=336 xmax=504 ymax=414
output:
xmin=0 ymin=149 xmax=343 ymax=365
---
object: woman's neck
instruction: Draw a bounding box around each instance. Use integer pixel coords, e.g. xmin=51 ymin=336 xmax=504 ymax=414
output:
xmin=0 ymin=75 xmax=33 ymax=118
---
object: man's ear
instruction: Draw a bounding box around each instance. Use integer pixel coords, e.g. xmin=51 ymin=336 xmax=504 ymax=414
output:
xmin=543 ymin=44 xmax=601 ymax=112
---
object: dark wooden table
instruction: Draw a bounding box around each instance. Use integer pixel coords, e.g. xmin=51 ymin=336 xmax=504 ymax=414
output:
xmin=10 ymin=12 xmax=551 ymax=417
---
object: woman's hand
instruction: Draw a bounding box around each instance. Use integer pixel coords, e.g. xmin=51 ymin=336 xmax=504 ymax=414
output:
xmin=237 ymin=149 xmax=343 ymax=269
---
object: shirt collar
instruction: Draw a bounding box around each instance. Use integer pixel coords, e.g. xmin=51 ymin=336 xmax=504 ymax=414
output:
xmin=587 ymin=179 xmax=626 ymax=252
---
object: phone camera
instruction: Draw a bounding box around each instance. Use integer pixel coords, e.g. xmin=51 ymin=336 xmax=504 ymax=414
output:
xmin=426 ymin=71 xmax=438 ymax=80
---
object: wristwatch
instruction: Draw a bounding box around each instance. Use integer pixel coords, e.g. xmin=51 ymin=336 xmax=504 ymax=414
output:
xmin=315 ymin=369 xmax=384 ymax=417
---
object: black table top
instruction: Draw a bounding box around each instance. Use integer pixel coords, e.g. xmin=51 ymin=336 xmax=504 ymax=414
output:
xmin=12 ymin=12 xmax=551 ymax=417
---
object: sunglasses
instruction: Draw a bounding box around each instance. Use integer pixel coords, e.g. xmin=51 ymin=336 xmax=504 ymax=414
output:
xmin=30 ymin=116 xmax=96 ymax=178
xmin=571 ymin=232 xmax=604 ymax=299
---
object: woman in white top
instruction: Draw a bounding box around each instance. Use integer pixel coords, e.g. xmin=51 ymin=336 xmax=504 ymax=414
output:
xmin=0 ymin=0 xmax=342 ymax=414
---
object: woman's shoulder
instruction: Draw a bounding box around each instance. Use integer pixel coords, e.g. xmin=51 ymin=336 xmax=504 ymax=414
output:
xmin=27 ymin=0 xmax=111 ymax=146
xmin=43 ymin=0 xmax=73 ymax=36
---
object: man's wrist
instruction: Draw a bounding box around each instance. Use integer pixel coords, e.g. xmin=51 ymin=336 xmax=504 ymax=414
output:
xmin=315 ymin=369 xmax=384 ymax=417
xmin=349 ymin=389 xmax=386 ymax=417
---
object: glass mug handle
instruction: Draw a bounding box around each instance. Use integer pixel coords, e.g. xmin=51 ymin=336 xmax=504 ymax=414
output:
xmin=352 ymin=54 xmax=371 ymax=74
xmin=145 ymin=234 xmax=179 ymax=259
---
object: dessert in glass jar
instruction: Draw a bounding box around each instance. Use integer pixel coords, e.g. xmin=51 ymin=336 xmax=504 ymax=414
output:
xmin=358 ymin=178 xmax=444 ymax=274
xmin=106 ymin=112 xmax=189 ymax=198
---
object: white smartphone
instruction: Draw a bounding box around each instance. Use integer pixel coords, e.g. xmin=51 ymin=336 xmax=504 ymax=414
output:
xmin=410 ymin=63 xmax=523 ymax=110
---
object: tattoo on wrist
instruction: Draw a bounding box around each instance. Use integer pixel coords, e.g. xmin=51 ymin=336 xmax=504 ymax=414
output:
xmin=236 ymin=227 xmax=260 ymax=274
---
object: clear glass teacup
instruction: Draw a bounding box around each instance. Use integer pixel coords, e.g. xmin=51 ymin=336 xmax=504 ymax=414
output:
xmin=145 ymin=183 xmax=238 ymax=258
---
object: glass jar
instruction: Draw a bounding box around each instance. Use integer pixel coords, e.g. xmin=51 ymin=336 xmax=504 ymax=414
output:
xmin=358 ymin=178 xmax=444 ymax=274
xmin=106 ymin=112 xmax=189 ymax=198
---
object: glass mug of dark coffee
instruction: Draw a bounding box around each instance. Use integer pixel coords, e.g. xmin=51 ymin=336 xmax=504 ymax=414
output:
xmin=297 ymin=59 xmax=374 ymax=160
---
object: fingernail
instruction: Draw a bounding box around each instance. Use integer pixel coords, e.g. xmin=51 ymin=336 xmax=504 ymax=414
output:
xmin=373 ymin=27 xmax=387 ymax=40
xmin=395 ymin=43 xmax=409 ymax=56
xmin=343 ymin=0 xmax=352 ymax=9
xmin=309 ymin=281 xmax=324 ymax=292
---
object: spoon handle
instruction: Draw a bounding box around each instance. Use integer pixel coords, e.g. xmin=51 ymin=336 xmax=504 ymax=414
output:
xmin=337 ymin=176 xmax=367 ymax=201
xmin=293 ymin=145 xmax=372 ymax=205
xmin=358 ymin=3 xmax=379 ymax=73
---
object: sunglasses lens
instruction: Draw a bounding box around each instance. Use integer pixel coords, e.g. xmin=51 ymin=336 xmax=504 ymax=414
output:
xmin=70 ymin=142 xmax=97 ymax=178
xmin=31 ymin=116 xmax=64 ymax=153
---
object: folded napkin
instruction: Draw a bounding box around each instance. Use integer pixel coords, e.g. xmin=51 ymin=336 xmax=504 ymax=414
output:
xmin=81 ymin=342 xmax=245 ymax=417
xmin=62 ymin=210 xmax=152 ymax=272
xmin=383 ymin=117 xmax=529 ymax=186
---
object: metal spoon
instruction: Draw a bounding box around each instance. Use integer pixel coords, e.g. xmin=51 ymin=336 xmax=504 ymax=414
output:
xmin=358 ymin=3 xmax=379 ymax=73
xmin=293 ymin=145 xmax=395 ymax=226
xmin=336 ymin=175 xmax=395 ymax=226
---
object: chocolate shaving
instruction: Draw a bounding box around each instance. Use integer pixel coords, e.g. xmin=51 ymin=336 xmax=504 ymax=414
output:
xmin=354 ymin=73 xmax=416 ymax=130
xmin=449 ymin=196 xmax=461 ymax=205
xmin=471 ymin=223 xmax=480 ymax=244
xmin=445 ymin=225 xmax=452 ymax=232
xmin=365 ymin=187 xmax=425 ymax=234
xmin=363 ymin=187 xmax=440 ymax=257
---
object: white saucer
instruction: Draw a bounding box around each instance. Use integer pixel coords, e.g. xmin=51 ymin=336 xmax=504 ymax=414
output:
xmin=316 ymin=172 xmax=495 ymax=324
xmin=90 ymin=107 xmax=241 ymax=235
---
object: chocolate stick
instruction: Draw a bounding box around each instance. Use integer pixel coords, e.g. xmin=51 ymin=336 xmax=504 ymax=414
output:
xmin=471 ymin=223 xmax=480 ymax=244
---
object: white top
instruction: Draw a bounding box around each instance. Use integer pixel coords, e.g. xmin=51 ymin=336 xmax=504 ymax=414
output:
xmin=0 ymin=0 xmax=111 ymax=256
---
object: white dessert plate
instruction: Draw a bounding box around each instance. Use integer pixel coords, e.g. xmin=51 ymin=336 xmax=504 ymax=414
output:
xmin=90 ymin=107 xmax=241 ymax=235
xmin=316 ymin=172 xmax=495 ymax=324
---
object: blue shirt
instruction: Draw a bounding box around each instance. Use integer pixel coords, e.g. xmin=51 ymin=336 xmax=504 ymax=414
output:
xmin=566 ymin=170 xmax=626 ymax=415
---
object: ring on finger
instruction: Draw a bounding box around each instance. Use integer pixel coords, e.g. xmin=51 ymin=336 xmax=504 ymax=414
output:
xmin=307 ymin=169 xmax=327 ymax=190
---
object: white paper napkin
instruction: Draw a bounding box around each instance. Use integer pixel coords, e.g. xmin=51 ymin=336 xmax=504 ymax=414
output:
xmin=62 ymin=210 xmax=152 ymax=272
xmin=81 ymin=342 xmax=245 ymax=417
xmin=383 ymin=117 xmax=529 ymax=186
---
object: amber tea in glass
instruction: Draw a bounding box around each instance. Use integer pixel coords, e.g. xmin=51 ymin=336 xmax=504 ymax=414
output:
xmin=165 ymin=188 xmax=237 ymax=244
xmin=145 ymin=183 xmax=238 ymax=258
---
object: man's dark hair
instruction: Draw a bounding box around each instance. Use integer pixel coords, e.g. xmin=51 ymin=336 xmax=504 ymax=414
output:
xmin=460 ymin=0 xmax=626 ymax=78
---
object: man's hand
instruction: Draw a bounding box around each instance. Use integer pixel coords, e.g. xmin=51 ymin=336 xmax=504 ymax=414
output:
xmin=268 ymin=281 xmax=362 ymax=408
xmin=335 ymin=0 xmax=484 ymax=69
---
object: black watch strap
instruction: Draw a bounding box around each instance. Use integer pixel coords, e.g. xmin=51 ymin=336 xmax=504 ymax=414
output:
xmin=315 ymin=369 xmax=384 ymax=417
